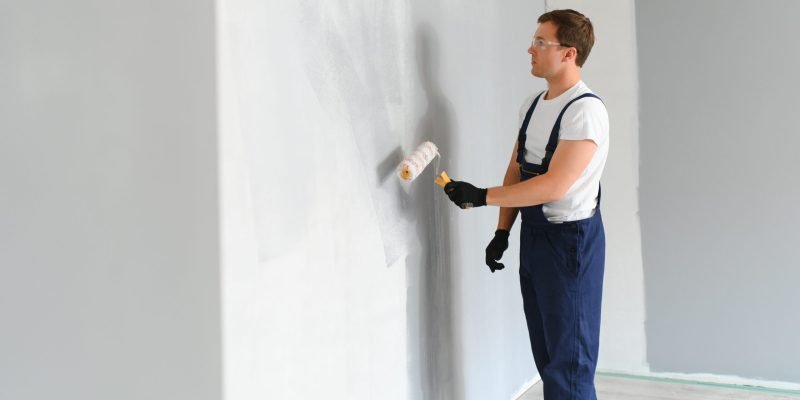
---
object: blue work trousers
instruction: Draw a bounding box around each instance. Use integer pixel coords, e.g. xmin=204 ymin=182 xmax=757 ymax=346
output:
xmin=519 ymin=207 xmax=605 ymax=400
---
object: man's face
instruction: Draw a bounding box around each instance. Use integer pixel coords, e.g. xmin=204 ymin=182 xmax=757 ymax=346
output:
xmin=528 ymin=21 xmax=568 ymax=78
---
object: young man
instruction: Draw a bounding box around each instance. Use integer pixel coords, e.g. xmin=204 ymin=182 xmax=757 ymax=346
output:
xmin=443 ymin=9 xmax=608 ymax=400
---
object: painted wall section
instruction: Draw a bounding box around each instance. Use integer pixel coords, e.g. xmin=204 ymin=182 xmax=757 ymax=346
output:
xmin=219 ymin=1 xmax=413 ymax=399
xmin=548 ymin=0 xmax=649 ymax=374
xmin=0 ymin=1 xmax=222 ymax=399
xmin=637 ymin=0 xmax=800 ymax=384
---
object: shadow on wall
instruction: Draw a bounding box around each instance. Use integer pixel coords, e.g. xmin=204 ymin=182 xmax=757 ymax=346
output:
xmin=404 ymin=23 xmax=462 ymax=400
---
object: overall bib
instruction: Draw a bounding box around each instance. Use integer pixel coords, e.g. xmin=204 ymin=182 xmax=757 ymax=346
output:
xmin=517 ymin=92 xmax=606 ymax=400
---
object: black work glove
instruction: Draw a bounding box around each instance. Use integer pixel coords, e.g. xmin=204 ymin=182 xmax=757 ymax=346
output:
xmin=485 ymin=229 xmax=510 ymax=273
xmin=443 ymin=180 xmax=487 ymax=209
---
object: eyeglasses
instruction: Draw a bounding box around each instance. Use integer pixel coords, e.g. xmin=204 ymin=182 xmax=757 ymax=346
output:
xmin=530 ymin=38 xmax=570 ymax=50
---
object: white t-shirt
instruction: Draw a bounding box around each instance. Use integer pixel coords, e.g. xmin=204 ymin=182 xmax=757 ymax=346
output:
xmin=518 ymin=80 xmax=609 ymax=222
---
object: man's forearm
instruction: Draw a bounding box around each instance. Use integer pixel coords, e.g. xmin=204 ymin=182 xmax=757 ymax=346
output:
xmin=498 ymin=207 xmax=519 ymax=231
xmin=497 ymin=166 xmax=521 ymax=230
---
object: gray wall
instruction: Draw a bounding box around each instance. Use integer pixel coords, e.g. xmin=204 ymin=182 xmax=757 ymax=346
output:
xmin=0 ymin=1 xmax=222 ymax=399
xmin=637 ymin=0 xmax=800 ymax=383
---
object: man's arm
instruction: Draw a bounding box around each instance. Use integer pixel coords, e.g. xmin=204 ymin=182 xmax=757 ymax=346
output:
xmin=497 ymin=141 xmax=521 ymax=230
xmin=486 ymin=139 xmax=597 ymax=208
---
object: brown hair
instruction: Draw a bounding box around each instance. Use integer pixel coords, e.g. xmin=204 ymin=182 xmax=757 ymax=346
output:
xmin=538 ymin=9 xmax=595 ymax=67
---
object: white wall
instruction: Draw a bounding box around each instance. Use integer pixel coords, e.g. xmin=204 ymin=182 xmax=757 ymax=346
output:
xmin=219 ymin=1 xmax=413 ymax=399
xmin=218 ymin=0 xmax=545 ymax=399
xmin=0 ymin=1 xmax=221 ymax=400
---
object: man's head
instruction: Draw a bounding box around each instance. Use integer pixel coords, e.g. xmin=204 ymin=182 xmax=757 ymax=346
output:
xmin=528 ymin=9 xmax=595 ymax=78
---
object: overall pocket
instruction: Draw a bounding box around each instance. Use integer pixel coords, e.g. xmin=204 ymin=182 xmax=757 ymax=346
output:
xmin=543 ymin=223 xmax=582 ymax=277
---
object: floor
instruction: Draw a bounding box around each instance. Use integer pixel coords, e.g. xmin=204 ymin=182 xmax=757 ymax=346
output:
xmin=518 ymin=374 xmax=800 ymax=400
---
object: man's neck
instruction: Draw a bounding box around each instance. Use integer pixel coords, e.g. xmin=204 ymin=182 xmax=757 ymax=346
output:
xmin=544 ymin=71 xmax=581 ymax=100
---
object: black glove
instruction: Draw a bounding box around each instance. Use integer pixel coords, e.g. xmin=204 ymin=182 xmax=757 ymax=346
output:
xmin=444 ymin=180 xmax=487 ymax=209
xmin=485 ymin=229 xmax=509 ymax=273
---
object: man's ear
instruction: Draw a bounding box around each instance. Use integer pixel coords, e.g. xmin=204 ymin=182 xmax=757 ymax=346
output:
xmin=563 ymin=47 xmax=578 ymax=64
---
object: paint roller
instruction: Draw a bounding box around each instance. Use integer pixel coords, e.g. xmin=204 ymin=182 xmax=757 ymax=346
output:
xmin=398 ymin=141 xmax=451 ymax=187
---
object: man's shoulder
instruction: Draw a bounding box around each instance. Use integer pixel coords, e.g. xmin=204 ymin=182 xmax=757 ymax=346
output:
xmin=572 ymin=81 xmax=602 ymax=100
xmin=567 ymin=84 xmax=607 ymax=115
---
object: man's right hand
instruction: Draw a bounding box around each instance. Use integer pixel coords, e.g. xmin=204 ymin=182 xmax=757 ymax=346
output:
xmin=485 ymin=229 xmax=510 ymax=273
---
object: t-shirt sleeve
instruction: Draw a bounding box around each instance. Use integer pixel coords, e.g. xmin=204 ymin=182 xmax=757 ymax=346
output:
xmin=558 ymin=98 xmax=609 ymax=145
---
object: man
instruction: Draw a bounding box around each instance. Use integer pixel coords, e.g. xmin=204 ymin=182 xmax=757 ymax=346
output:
xmin=443 ymin=9 xmax=608 ymax=400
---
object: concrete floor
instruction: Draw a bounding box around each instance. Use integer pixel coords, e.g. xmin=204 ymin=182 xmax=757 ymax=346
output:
xmin=518 ymin=374 xmax=800 ymax=400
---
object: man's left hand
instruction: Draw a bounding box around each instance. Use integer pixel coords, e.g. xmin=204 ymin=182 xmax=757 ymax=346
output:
xmin=443 ymin=180 xmax=487 ymax=209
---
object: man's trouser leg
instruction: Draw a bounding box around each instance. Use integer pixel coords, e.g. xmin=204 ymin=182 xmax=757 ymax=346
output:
xmin=519 ymin=215 xmax=605 ymax=400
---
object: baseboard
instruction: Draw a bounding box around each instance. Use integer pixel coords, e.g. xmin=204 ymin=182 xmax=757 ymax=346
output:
xmin=511 ymin=375 xmax=542 ymax=400
xmin=596 ymin=369 xmax=800 ymax=396
xmin=511 ymin=370 xmax=800 ymax=399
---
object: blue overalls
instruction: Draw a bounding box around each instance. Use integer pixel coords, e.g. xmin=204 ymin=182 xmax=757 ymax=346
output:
xmin=517 ymin=92 xmax=606 ymax=400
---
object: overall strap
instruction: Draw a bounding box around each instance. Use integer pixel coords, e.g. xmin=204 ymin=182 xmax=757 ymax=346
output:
xmin=541 ymin=93 xmax=603 ymax=169
xmin=516 ymin=91 xmax=545 ymax=165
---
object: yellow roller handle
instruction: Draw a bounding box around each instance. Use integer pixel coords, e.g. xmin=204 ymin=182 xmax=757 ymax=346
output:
xmin=434 ymin=170 xmax=451 ymax=187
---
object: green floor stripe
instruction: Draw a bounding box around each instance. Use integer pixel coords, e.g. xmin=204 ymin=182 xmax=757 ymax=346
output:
xmin=596 ymin=371 xmax=800 ymax=396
